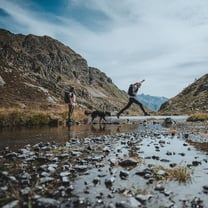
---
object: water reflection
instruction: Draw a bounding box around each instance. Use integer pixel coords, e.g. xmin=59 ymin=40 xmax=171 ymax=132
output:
xmin=0 ymin=123 xmax=139 ymax=150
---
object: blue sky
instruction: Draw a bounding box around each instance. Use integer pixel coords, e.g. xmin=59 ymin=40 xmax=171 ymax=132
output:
xmin=1 ymin=0 xmax=208 ymax=98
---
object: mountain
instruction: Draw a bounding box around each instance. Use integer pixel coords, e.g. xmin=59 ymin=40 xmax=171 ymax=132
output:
xmin=137 ymin=93 xmax=168 ymax=111
xmin=159 ymin=74 xmax=208 ymax=114
xmin=0 ymin=29 xmax=146 ymax=116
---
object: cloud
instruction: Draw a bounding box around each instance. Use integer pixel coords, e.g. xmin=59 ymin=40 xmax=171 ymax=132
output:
xmin=1 ymin=0 xmax=208 ymax=97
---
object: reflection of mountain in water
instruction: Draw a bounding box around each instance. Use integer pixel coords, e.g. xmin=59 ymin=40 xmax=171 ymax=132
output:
xmin=0 ymin=123 xmax=139 ymax=150
xmin=137 ymin=93 xmax=168 ymax=111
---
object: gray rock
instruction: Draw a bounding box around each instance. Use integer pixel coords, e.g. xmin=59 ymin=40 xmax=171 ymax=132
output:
xmin=20 ymin=187 xmax=31 ymax=195
xmin=2 ymin=200 xmax=19 ymax=208
xmin=0 ymin=75 xmax=5 ymax=86
xmin=36 ymin=197 xmax=60 ymax=207
xmin=39 ymin=177 xmax=55 ymax=184
xmin=119 ymin=170 xmax=129 ymax=179
xmin=119 ymin=158 xmax=138 ymax=167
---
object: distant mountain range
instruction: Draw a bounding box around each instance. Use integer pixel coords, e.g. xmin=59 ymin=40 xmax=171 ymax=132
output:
xmin=137 ymin=93 xmax=168 ymax=111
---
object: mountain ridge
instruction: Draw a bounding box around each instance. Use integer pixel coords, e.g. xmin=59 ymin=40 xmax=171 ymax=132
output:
xmin=159 ymin=73 xmax=208 ymax=114
xmin=0 ymin=29 xmax=147 ymax=116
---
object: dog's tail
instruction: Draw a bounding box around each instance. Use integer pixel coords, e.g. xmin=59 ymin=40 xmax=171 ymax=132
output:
xmin=84 ymin=110 xmax=92 ymax=116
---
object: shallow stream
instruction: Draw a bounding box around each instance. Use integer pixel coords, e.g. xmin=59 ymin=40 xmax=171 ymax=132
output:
xmin=0 ymin=116 xmax=208 ymax=207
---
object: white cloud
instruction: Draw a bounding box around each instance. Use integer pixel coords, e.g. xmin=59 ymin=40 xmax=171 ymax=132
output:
xmin=1 ymin=0 xmax=208 ymax=97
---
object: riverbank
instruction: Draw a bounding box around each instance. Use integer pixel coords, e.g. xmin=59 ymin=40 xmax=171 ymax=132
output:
xmin=0 ymin=107 xmax=86 ymax=127
xmin=0 ymin=118 xmax=208 ymax=208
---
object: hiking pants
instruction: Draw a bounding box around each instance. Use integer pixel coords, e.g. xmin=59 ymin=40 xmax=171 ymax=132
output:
xmin=68 ymin=104 xmax=74 ymax=121
xmin=118 ymin=97 xmax=146 ymax=115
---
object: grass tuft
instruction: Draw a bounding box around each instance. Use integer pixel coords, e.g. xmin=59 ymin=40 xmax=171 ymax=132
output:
xmin=153 ymin=165 xmax=192 ymax=183
xmin=187 ymin=113 xmax=208 ymax=122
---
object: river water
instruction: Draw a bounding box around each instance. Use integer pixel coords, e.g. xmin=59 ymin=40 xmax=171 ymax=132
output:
xmin=0 ymin=116 xmax=188 ymax=150
xmin=1 ymin=115 xmax=208 ymax=207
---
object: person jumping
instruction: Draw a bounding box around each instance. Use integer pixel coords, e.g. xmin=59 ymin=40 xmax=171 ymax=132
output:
xmin=117 ymin=80 xmax=150 ymax=118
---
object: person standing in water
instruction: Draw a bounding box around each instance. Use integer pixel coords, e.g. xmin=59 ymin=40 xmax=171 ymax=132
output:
xmin=68 ymin=86 xmax=76 ymax=123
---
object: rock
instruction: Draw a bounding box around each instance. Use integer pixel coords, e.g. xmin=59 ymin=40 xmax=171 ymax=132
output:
xmin=20 ymin=187 xmax=31 ymax=195
xmin=119 ymin=170 xmax=129 ymax=179
xmin=155 ymin=184 xmax=165 ymax=192
xmin=162 ymin=117 xmax=176 ymax=128
xmin=5 ymin=152 xmax=18 ymax=158
xmin=105 ymin=177 xmax=115 ymax=188
xmin=135 ymin=194 xmax=153 ymax=204
xmin=93 ymin=177 xmax=101 ymax=185
xmin=0 ymin=75 xmax=5 ymax=86
xmin=192 ymin=161 xmax=201 ymax=166
xmin=39 ymin=177 xmax=55 ymax=184
xmin=203 ymin=185 xmax=208 ymax=194
xmin=119 ymin=158 xmax=138 ymax=167
xmin=2 ymin=200 xmax=19 ymax=208
xmin=36 ymin=197 xmax=60 ymax=207
xmin=191 ymin=197 xmax=204 ymax=208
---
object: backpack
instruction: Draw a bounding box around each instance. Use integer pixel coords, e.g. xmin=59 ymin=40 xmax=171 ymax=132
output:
xmin=64 ymin=91 xmax=69 ymax=103
xmin=128 ymin=84 xmax=135 ymax=96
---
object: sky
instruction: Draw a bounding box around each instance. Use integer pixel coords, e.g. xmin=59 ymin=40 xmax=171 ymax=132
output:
xmin=0 ymin=0 xmax=208 ymax=98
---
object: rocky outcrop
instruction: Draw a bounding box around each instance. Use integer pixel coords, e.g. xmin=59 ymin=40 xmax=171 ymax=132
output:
xmin=0 ymin=29 xmax=145 ymax=114
xmin=159 ymin=74 xmax=208 ymax=114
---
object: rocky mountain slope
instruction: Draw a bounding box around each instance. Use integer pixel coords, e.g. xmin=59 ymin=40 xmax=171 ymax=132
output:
xmin=0 ymin=29 xmax=147 ymax=115
xmin=159 ymin=73 xmax=208 ymax=114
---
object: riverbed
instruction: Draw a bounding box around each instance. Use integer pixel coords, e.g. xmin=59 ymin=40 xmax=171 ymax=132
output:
xmin=0 ymin=116 xmax=208 ymax=208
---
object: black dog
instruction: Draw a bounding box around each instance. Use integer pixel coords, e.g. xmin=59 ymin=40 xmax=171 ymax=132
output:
xmin=85 ymin=110 xmax=111 ymax=123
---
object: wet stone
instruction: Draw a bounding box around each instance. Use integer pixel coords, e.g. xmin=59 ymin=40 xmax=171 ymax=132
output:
xmin=58 ymin=153 xmax=70 ymax=158
xmin=178 ymin=152 xmax=186 ymax=157
xmin=155 ymin=184 xmax=165 ymax=192
xmin=91 ymin=155 xmax=104 ymax=162
xmin=127 ymin=197 xmax=142 ymax=207
xmin=93 ymin=177 xmax=101 ymax=185
xmin=192 ymin=160 xmax=201 ymax=166
xmin=160 ymin=159 xmax=170 ymax=163
xmin=119 ymin=170 xmax=129 ymax=180
xmin=152 ymin=155 xmax=160 ymax=160
xmin=60 ymin=171 xmax=70 ymax=177
xmin=62 ymin=176 xmax=70 ymax=184
xmin=135 ymin=194 xmax=153 ymax=204
xmin=74 ymin=165 xmax=88 ymax=172
xmin=135 ymin=168 xmax=152 ymax=178
xmin=203 ymin=185 xmax=208 ymax=194
xmin=8 ymin=176 xmax=17 ymax=182
xmin=20 ymin=187 xmax=31 ymax=195
xmin=5 ymin=152 xmax=18 ymax=158
xmin=191 ymin=197 xmax=204 ymax=208
xmin=2 ymin=200 xmax=19 ymax=208
xmin=40 ymin=177 xmax=55 ymax=184
xmin=36 ymin=197 xmax=60 ymax=208
xmin=119 ymin=158 xmax=138 ymax=167
xmin=105 ymin=177 xmax=115 ymax=188
xmin=157 ymin=169 xmax=166 ymax=176
xmin=166 ymin=151 xmax=172 ymax=156
xmin=169 ymin=163 xmax=177 ymax=168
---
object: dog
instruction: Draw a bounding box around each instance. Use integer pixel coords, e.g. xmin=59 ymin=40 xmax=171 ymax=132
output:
xmin=85 ymin=110 xmax=111 ymax=123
